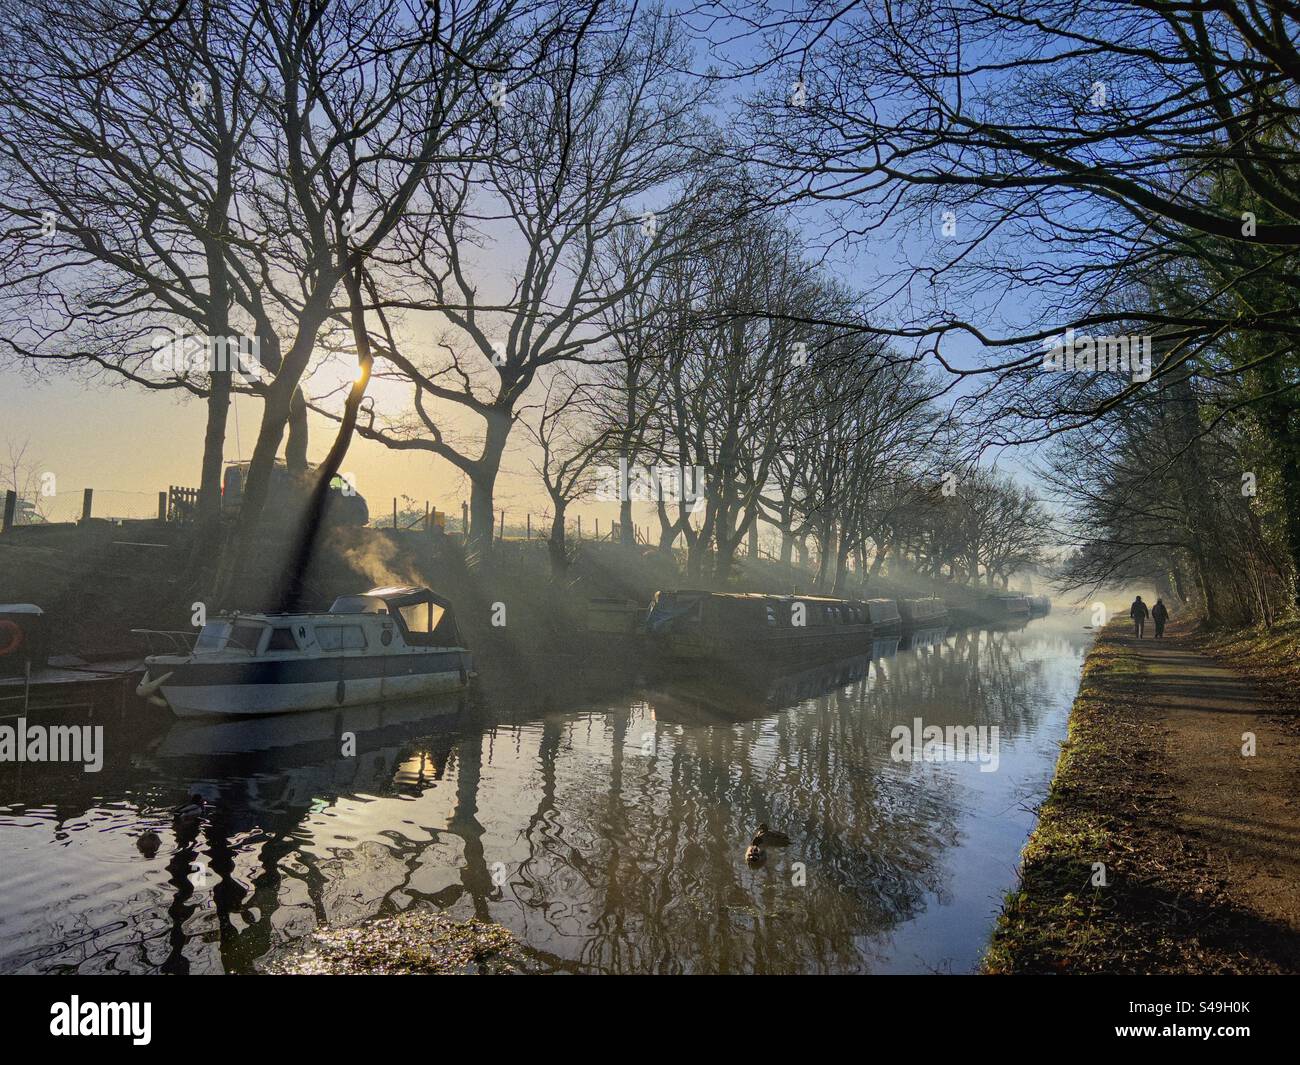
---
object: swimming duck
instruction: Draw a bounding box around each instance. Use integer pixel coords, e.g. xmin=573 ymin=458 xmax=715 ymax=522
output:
xmin=136 ymin=831 xmax=161 ymax=858
xmin=751 ymin=823 xmax=791 ymax=847
xmin=744 ymin=844 xmax=765 ymax=866
xmin=173 ymin=794 xmax=208 ymax=825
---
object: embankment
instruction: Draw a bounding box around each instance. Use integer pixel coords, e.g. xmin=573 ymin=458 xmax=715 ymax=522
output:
xmin=985 ymin=620 xmax=1300 ymax=974
xmin=0 ymin=519 xmax=977 ymax=658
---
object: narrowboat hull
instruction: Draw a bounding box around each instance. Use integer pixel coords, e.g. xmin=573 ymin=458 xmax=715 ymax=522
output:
xmin=651 ymin=627 xmax=873 ymax=663
xmin=144 ymin=649 xmax=473 ymax=718
xmin=645 ymin=590 xmax=904 ymax=664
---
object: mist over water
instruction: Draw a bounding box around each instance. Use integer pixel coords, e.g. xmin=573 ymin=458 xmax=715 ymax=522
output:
xmin=0 ymin=612 xmax=1090 ymax=974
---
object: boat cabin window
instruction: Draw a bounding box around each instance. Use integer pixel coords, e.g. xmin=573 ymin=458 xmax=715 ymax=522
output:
xmin=398 ymin=602 xmax=444 ymax=634
xmin=765 ymin=605 xmax=777 ymax=626
xmin=266 ymin=627 xmax=299 ymax=652
xmin=227 ymin=623 xmax=266 ymax=653
xmin=396 ymin=601 xmax=451 ymax=646
xmin=316 ymin=625 xmax=367 ymax=651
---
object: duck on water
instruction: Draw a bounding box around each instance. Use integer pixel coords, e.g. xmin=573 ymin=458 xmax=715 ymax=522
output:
xmin=134 ymin=586 xmax=473 ymax=718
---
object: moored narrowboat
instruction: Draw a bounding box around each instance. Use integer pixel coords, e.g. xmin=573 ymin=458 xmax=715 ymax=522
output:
xmin=977 ymin=595 xmax=1032 ymax=620
xmin=134 ymin=586 xmax=472 ymax=718
xmin=645 ymin=590 xmax=883 ymax=662
xmin=866 ymin=598 xmax=902 ymax=634
xmin=1028 ymin=595 xmax=1052 ymax=615
xmin=898 ymin=597 xmax=948 ymax=629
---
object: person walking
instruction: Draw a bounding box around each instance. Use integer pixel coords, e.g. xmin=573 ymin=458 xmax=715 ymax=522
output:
xmin=1151 ymin=598 xmax=1169 ymax=638
xmin=1130 ymin=595 xmax=1149 ymax=638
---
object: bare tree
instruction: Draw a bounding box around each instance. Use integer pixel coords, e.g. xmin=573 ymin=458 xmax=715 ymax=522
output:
xmin=338 ymin=7 xmax=712 ymax=560
xmin=0 ymin=0 xmax=554 ymax=603
xmin=522 ymin=371 xmax=610 ymax=576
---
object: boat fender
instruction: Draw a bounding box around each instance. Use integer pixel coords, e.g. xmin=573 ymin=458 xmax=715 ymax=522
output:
xmin=136 ymin=671 xmax=174 ymax=698
xmin=0 ymin=619 xmax=23 ymax=657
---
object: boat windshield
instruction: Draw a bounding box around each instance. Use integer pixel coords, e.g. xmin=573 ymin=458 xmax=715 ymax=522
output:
xmin=194 ymin=622 xmax=231 ymax=653
xmin=193 ymin=620 xmax=264 ymax=654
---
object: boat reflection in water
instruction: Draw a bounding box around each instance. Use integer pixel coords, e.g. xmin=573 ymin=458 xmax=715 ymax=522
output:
xmin=0 ymin=614 xmax=1089 ymax=974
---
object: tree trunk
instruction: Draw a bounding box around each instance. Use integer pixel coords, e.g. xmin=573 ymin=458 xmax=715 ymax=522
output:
xmin=276 ymin=267 xmax=375 ymax=610
xmin=548 ymin=504 xmax=568 ymax=576
xmin=832 ymin=528 xmax=852 ymax=594
xmin=1261 ymin=393 xmax=1300 ymax=612
xmin=619 ymin=495 xmax=634 ymax=547
xmin=211 ymin=383 xmax=295 ymax=606
xmin=189 ymin=163 xmax=235 ymax=581
xmin=210 ymin=286 xmax=337 ymax=605
xmin=814 ymin=517 xmax=835 ymax=589
xmin=465 ymin=409 xmax=513 ymax=561
xmin=285 ymin=387 xmax=309 ymax=473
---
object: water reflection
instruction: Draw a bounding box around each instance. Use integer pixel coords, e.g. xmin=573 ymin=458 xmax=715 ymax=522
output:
xmin=0 ymin=615 xmax=1089 ymax=974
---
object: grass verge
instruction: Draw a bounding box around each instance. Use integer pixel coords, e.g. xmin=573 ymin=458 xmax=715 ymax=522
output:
xmin=1201 ymin=617 xmax=1300 ymax=717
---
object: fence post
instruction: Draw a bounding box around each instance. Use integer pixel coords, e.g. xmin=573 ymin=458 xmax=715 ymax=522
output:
xmin=2 ymin=490 xmax=15 ymax=533
xmin=577 ymin=515 xmax=582 ymax=541
xmin=595 ymin=517 xmax=599 ymax=540
xmin=527 ymin=513 xmax=531 ymax=539
xmin=499 ymin=509 xmax=504 ymax=541
xmin=424 ymin=501 xmax=430 ymax=532
xmin=158 ymin=491 xmax=167 ymax=521
xmin=392 ymin=498 xmax=397 ymax=529
xmin=461 ymin=500 xmax=468 ymax=534
xmin=81 ymin=488 xmax=93 ymax=521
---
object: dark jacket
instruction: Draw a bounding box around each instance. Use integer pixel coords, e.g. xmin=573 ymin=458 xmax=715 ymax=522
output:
xmin=1130 ymin=600 xmax=1149 ymax=620
xmin=1151 ymin=603 xmax=1169 ymax=622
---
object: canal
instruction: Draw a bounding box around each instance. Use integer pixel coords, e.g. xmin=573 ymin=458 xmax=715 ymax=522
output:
xmin=0 ymin=612 xmax=1090 ymax=974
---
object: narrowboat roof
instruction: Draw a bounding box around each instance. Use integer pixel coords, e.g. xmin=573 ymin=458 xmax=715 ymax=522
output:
xmin=656 ymin=590 xmax=882 ymax=606
xmin=660 ymin=590 xmax=873 ymax=608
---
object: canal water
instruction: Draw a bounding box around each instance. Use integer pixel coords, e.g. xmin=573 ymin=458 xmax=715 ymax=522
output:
xmin=0 ymin=613 xmax=1090 ymax=974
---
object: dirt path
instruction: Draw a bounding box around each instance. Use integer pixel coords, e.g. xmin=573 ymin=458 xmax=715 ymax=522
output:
xmin=987 ymin=620 xmax=1300 ymax=973
xmin=1127 ymin=622 xmax=1300 ymax=952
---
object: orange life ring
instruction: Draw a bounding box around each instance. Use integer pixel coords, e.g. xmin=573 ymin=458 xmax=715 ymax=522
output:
xmin=0 ymin=619 xmax=24 ymax=657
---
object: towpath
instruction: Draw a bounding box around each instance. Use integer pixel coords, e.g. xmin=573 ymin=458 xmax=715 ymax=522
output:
xmin=1123 ymin=622 xmax=1300 ymax=954
xmin=987 ymin=618 xmax=1300 ymax=973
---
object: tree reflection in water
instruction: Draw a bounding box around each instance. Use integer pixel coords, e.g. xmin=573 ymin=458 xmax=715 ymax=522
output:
xmin=0 ymin=616 xmax=1089 ymax=974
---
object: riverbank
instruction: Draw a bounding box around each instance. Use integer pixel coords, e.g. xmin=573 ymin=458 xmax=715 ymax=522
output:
xmin=985 ymin=619 xmax=1300 ymax=974
xmin=0 ymin=518 xmax=1008 ymax=658
xmin=260 ymin=910 xmax=530 ymax=975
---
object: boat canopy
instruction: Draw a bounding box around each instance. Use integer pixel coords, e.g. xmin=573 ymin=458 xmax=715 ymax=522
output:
xmin=336 ymin=586 xmax=464 ymax=646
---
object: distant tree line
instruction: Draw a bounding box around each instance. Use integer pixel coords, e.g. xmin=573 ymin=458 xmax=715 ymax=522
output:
xmin=714 ymin=0 xmax=1300 ymax=620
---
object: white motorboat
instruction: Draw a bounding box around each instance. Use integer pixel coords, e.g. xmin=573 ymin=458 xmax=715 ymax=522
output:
xmin=135 ymin=586 xmax=473 ymax=718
